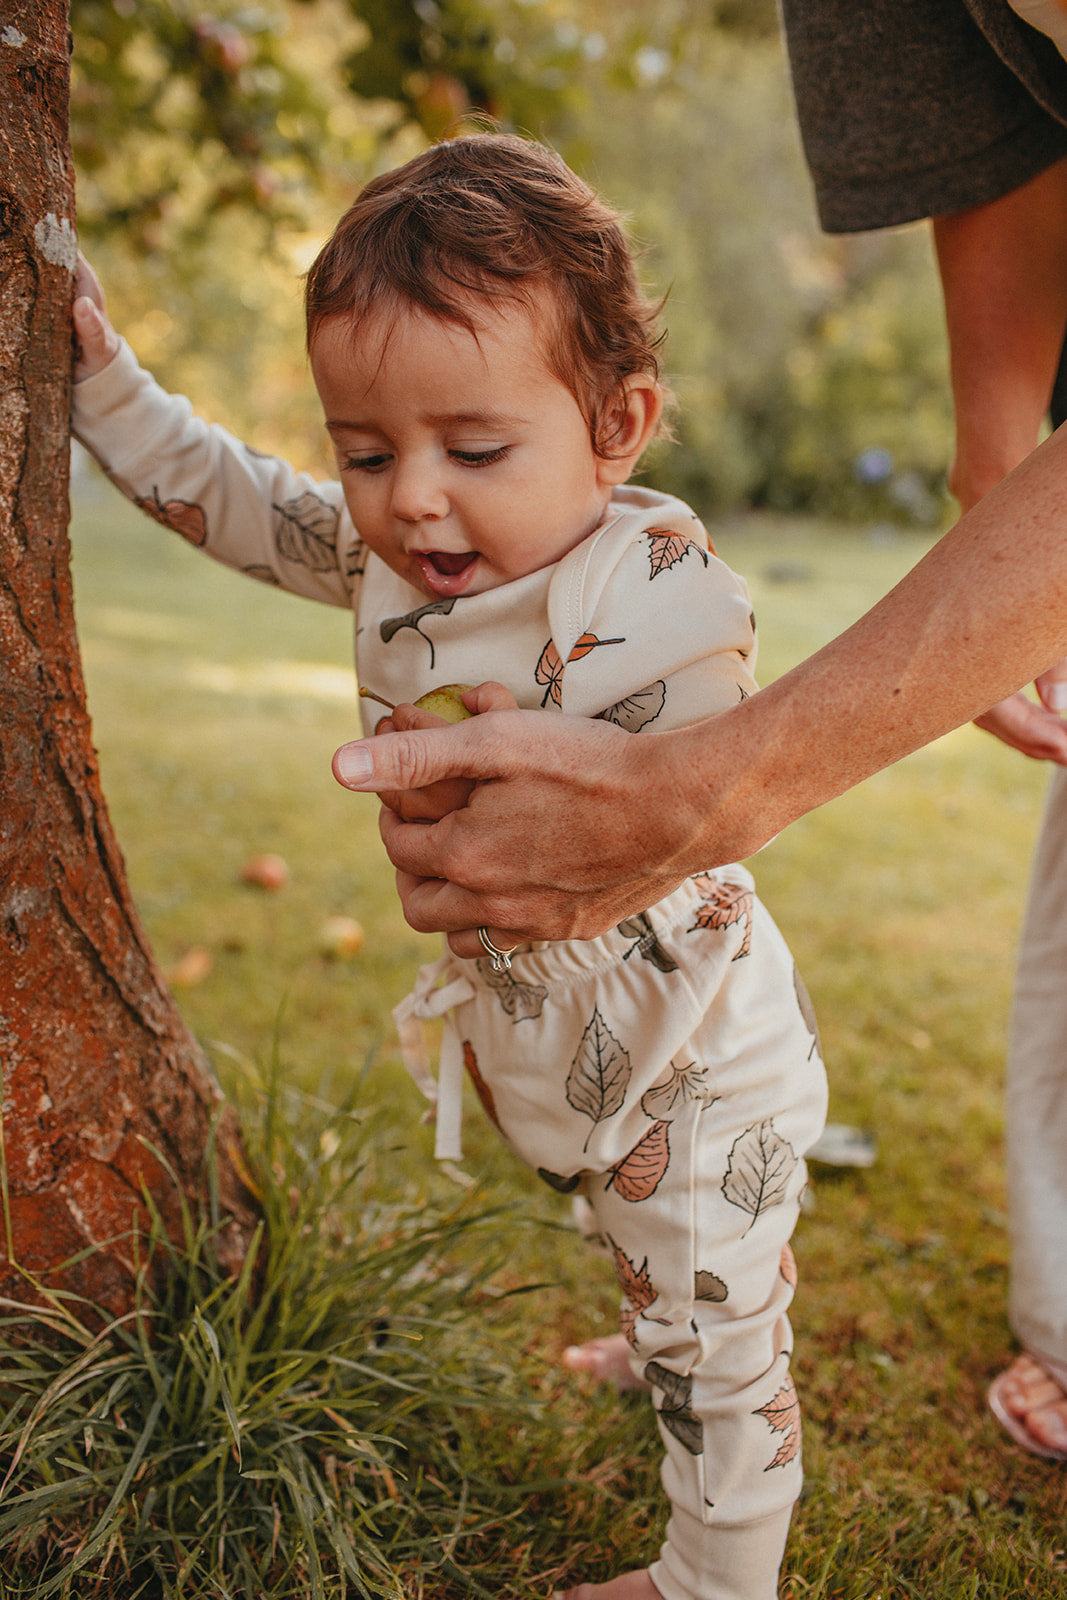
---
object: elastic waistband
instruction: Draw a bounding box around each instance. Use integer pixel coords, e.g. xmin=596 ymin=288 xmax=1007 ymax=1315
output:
xmin=476 ymin=865 xmax=754 ymax=990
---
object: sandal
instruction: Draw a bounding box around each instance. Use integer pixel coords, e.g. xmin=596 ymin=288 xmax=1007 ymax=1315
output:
xmin=988 ymin=1354 xmax=1067 ymax=1461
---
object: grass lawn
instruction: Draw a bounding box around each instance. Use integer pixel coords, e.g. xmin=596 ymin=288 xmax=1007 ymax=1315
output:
xmin=69 ymin=480 xmax=1067 ymax=1597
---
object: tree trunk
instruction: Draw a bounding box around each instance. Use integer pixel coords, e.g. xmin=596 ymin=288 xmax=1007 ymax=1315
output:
xmin=0 ymin=0 xmax=257 ymax=1317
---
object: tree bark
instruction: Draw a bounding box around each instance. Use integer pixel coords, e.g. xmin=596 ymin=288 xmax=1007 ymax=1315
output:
xmin=0 ymin=0 xmax=257 ymax=1317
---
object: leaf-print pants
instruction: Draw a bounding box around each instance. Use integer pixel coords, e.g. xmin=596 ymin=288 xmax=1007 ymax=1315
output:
xmin=437 ymin=867 xmax=828 ymax=1600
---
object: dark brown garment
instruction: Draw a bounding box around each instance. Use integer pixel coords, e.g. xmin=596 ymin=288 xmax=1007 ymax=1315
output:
xmin=781 ymin=0 xmax=1067 ymax=231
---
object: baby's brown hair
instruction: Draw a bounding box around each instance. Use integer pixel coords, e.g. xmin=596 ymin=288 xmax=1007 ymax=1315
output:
xmin=305 ymin=133 xmax=663 ymax=457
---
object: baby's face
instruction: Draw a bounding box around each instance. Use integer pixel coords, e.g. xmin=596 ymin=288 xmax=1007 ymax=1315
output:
xmin=311 ymin=295 xmax=619 ymax=600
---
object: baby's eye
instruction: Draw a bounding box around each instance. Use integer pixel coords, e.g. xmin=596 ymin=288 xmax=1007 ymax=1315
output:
xmin=449 ymin=445 xmax=510 ymax=467
xmin=344 ymin=452 xmax=392 ymax=474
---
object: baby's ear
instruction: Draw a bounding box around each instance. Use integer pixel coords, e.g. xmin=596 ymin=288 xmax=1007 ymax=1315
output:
xmin=596 ymin=376 xmax=663 ymax=485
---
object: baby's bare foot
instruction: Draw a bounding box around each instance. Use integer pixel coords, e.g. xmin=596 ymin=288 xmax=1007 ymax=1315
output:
xmin=561 ymin=1334 xmax=650 ymax=1391
xmin=555 ymin=1568 xmax=663 ymax=1600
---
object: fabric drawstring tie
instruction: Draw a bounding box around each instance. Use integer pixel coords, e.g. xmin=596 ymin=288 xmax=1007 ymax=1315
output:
xmin=392 ymin=955 xmax=476 ymax=1162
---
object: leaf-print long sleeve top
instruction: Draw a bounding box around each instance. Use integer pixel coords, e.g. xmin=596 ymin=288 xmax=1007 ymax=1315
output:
xmin=72 ymin=340 xmax=759 ymax=736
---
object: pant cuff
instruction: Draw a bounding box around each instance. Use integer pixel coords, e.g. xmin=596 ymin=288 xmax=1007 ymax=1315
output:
xmin=649 ymin=1504 xmax=793 ymax=1600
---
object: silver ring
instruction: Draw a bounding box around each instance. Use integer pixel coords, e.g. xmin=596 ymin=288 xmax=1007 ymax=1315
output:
xmin=478 ymin=926 xmax=519 ymax=973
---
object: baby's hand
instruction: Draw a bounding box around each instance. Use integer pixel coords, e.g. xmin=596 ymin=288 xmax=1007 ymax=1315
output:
xmin=369 ymin=681 xmax=518 ymax=823
xmin=72 ymin=255 xmax=121 ymax=381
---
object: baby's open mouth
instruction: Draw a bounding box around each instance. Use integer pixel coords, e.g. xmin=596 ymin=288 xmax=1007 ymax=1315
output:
xmin=414 ymin=549 xmax=480 ymax=598
xmin=425 ymin=550 xmax=477 ymax=576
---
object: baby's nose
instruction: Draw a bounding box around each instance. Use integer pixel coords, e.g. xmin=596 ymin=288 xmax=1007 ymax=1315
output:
xmin=391 ymin=459 xmax=448 ymax=522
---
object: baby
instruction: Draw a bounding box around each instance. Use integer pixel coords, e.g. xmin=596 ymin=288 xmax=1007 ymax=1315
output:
xmin=72 ymin=133 xmax=827 ymax=1600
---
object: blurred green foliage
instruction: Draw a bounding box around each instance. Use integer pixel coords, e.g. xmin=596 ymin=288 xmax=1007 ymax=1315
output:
xmin=70 ymin=0 xmax=953 ymax=519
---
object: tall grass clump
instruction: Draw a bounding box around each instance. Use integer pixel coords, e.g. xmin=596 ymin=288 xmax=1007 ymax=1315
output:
xmin=0 ymin=1063 xmax=537 ymax=1598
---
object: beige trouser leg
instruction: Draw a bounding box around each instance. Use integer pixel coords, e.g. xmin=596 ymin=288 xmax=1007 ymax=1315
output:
xmin=1006 ymin=766 xmax=1067 ymax=1370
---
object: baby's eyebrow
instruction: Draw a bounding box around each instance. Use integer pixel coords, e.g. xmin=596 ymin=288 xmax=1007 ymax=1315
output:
xmin=426 ymin=410 xmax=526 ymax=429
xmin=325 ymin=409 xmax=526 ymax=434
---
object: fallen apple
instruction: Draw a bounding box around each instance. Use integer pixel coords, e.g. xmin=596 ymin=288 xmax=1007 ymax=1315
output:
xmin=241 ymin=852 xmax=289 ymax=890
xmin=319 ymin=915 xmax=366 ymax=959
xmin=166 ymin=947 xmax=213 ymax=987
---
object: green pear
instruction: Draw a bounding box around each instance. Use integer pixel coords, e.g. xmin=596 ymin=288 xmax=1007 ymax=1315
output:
xmin=359 ymin=683 xmax=474 ymax=722
xmin=414 ymin=683 xmax=474 ymax=722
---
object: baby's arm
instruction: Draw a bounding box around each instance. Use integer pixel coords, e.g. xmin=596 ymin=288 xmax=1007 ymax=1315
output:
xmin=71 ymin=262 xmax=358 ymax=610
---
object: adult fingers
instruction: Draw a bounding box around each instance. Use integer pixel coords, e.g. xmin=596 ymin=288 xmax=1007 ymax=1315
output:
xmin=390 ymin=862 xmax=522 ymax=939
xmin=974 ymin=691 xmax=1067 ymax=763
xmin=1036 ymin=653 xmax=1067 ymax=715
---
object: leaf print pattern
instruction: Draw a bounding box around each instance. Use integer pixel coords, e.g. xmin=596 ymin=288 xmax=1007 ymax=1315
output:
xmin=690 ymin=874 xmax=754 ymax=960
xmin=599 ymin=680 xmax=667 ymax=733
xmin=566 ymin=1007 xmax=631 ymax=1147
xmin=537 ymin=1168 xmax=581 ymax=1194
xmin=611 ymin=1237 xmax=656 ymax=1310
xmin=641 ymin=1060 xmax=717 ymax=1121
xmin=136 ymin=488 xmax=208 ymax=547
xmin=644 ymin=1361 xmax=703 ymax=1456
xmin=606 ymin=1121 xmax=671 ymax=1201
xmin=755 ymin=1376 xmax=801 ymax=1470
xmin=379 ymin=598 xmax=457 ymax=669
xmin=535 ymin=633 xmax=625 ymax=707
xmin=694 ymin=1269 xmax=728 ymax=1303
xmin=646 ymin=527 xmax=709 ymax=579
xmin=617 ymin=912 xmax=679 ymax=973
xmin=794 ymin=966 xmax=821 ymax=1060
xmin=241 ymin=563 xmax=282 ymax=587
xmin=722 ymin=1120 xmax=798 ymax=1233
xmin=535 ymin=641 xmax=565 ymax=706
xmin=344 ymin=542 xmax=367 ymax=583
xmin=462 ymin=1040 xmax=500 ymax=1131
xmin=272 ymin=491 xmax=340 ymax=572
xmin=477 ymin=959 xmax=548 ymax=1022
xmin=569 ymin=631 xmax=625 ymax=660
xmin=609 ymin=1237 xmax=663 ymax=1346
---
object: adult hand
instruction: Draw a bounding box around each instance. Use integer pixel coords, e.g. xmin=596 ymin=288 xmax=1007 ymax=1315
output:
xmin=358 ymin=682 xmax=531 ymax=958
xmin=72 ymin=255 xmax=121 ymax=382
xmin=332 ymin=711 xmax=715 ymax=957
xmin=368 ymin=680 xmax=517 ymax=822
xmin=973 ymin=654 xmax=1067 ymax=764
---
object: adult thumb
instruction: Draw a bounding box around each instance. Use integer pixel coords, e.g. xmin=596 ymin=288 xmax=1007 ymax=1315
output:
xmin=332 ymin=720 xmax=494 ymax=793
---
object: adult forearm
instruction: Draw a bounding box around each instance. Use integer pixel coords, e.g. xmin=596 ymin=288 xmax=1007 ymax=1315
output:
xmin=683 ymin=427 xmax=1067 ymax=859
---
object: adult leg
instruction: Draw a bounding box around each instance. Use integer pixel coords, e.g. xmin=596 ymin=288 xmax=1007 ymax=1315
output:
xmin=997 ymin=763 xmax=1067 ymax=1458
